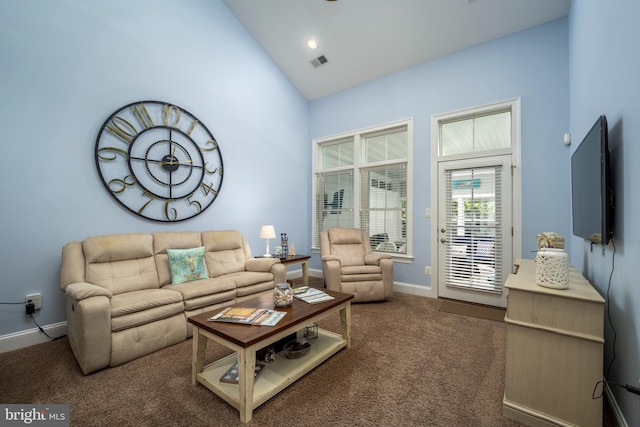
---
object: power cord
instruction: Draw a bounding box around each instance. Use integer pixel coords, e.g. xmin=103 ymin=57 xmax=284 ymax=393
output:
xmin=605 ymin=382 xmax=640 ymax=396
xmin=604 ymin=238 xmax=617 ymax=381
xmin=28 ymin=313 xmax=66 ymax=341
xmin=593 ymin=238 xmax=618 ymax=399
xmin=0 ymin=301 xmax=66 ymax=342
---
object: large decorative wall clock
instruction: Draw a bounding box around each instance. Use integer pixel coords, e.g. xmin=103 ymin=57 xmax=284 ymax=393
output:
xmin=95 ymin=101 xmax=223 ymax=222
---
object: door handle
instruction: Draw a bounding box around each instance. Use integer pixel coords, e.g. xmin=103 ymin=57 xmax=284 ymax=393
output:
xmin=440 ymin=238 xmax=447 ymax=243
xmin=440 ymin=228 xmax=446 ymax=233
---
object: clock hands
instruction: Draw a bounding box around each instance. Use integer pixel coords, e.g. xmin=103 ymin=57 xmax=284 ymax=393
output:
xmin=129 ymin=155 xmax=201 ymax=168
xmin=158 ymin=159 xmax=193 ymax=166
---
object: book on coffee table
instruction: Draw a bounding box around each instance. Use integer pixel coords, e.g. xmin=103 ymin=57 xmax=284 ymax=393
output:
xmin=220 ymin=361 xmax=264 ymax=384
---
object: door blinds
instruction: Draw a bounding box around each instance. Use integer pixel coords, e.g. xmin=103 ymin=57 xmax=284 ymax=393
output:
xmin=444 ymin=165 xmax=502 ymax=293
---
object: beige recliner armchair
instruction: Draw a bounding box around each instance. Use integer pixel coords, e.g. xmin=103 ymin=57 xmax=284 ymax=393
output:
xmin=320 ymin=227 xmax=393 ymax=302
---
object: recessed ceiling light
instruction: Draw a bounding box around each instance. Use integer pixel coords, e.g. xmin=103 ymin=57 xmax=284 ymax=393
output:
xmin=307 ymin=39 xmax=318 ymax=49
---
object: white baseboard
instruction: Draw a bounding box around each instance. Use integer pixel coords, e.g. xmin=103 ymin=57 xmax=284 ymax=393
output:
xmin=286 ymin=267 xmax=324 ymax=280
xmin=308 ymin=268 xmax=323 ymax=278
xmin=605 ymin=382 xmax=629 ymax=427
xmin=0 ymin=321 xmax=67 ymax=354
xmin=393 ymin=281 xmax=436 ymax=298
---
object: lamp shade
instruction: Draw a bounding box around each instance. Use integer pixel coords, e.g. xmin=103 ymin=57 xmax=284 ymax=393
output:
xmin=260 ymin=225 xmax=276 ymax=239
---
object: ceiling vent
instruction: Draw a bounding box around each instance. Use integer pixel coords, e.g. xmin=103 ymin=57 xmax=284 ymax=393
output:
xmin=310 ymin=55 xmax=328 ymax=68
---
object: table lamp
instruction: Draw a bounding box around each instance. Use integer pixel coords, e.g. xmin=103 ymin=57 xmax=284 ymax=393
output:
xmin=259 ymin=225 xmax=276 ymax=257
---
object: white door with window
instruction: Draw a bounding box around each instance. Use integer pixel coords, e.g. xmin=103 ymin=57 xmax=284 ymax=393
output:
xmin=437 ymin=156 xmax=512 ymax=307
xmin=431 ymin=98 xmax=520 ymax=308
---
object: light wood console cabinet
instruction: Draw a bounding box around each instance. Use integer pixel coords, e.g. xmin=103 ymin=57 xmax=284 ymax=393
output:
xmin=503 ymin=259 xmax=605 ymax=427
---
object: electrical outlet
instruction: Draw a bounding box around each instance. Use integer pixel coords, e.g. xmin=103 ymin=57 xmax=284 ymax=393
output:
xmin=425 ymin=266 xmax=432 ymax=275
xmin=26 ymin=293 xmax=41 ymax=310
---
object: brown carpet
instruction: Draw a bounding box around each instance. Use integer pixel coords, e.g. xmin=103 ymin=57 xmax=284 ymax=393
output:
xmin=6 ymin=276 xmax=616 ymax=426
xmin=438 ymin=299 xmax=506 ymax=322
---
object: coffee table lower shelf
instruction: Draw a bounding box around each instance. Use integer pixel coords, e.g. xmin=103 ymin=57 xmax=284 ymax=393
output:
xmin=197 ymin=329 xmax=345 ymax=413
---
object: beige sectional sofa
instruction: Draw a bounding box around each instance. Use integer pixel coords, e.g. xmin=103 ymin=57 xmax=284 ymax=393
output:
xmin=59 ymin=230 xmax=285 ymax=375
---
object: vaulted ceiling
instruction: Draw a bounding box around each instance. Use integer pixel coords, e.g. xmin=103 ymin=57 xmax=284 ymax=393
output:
xmin=223 ymin=0 xmax=571 ymax=100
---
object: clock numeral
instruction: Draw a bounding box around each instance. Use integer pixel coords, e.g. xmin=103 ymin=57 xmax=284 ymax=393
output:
xmin=164 ymin=200 xmax=178 ymax=221
xmin=97 ymin=146 xmax=129 ymax=161
xmin=200 ymin=139 xmax=218 ymax=152
xmin=108 ymin=175 xmax=136 ymax=194
xmin=205 ymin=163 xmax=222 ymax=175
xmin=137 ymin=190 xmax=155 ymax=215
xmin=133 ymin=103 xmax=155 ymax=129
xmin=187 ymin=120 xmax=199 ymax=136
xmin=163 ymin=105 xmax=181 ymax=128
xmin=186 ymin=193 xmax=202 ymax=213
xmin=201 ymin=181 xmax=219 ymax=197
xmin=106 ymin=116 xmax=138 ymax=143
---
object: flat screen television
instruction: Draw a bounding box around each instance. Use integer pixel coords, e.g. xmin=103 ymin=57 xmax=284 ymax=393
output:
xmin=571 ymin=114 xmax=614 ymax=245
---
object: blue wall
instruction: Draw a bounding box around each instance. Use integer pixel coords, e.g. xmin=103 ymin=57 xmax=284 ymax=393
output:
xmin=2 ymin=0 xmax=637 ymax=423
xmin=569 ymin=0 xmax=640 ymax=422
xmin=0 ymin=0 xmax=309 ymax=336
xmin=310 ymin=18 xmax=570 ymax=288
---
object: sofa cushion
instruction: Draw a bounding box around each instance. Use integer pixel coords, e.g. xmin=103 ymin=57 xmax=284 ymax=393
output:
xmin=331 ymin=244 xmax=366 ymax=266
xmin=340 ymin=265 xmax=383 ymax=282
xmin=111 ymin=314 xmax=186 ymax=366
xmin=110 ymin=289 xmax=184 ymax=332
xmin=341 ymin=265 xmax=382 ymax=275
xmin=164 ymin=277 xmax=236 ymax=301
xmin=86 ymin=259 xmax=158 ymax=295
xmin=152 ymin=231 xmax=204 ymax=286
xmin=220 ymin=271 xmax=275 ymax=288
xmin=202 ymin=230 xmax=249 ymax=277
xmin=326 ymin=228 xmax=367 ymax=267
xmin=84 ymin=233 xmax=158 ymax=295
xmin=84 ymin=233 xmax=154 ymax=263
xmin=167 ymin=246 xmax=208 ymax=284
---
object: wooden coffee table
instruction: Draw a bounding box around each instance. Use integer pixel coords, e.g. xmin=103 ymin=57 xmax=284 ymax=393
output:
xmin=188 ymin=289 xmax=353 ymax=423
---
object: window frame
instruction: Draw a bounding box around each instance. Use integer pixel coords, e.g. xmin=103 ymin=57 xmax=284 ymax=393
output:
xmin=312 ymin=118 xmax=413 ymax=261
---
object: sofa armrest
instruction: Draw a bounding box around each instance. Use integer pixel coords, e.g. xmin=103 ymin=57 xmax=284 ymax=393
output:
xmin=64 ymin=286 xmax=112 ymax=375
xmin=65 ymin=283 xmax=113 ymax=301
xmin=321 ymin=258 xmax=342 ymax=292
xmin=271 ymin=263 xmax=286 ymax=284
xmin=364 ymin=253 xmax=392 ymax=265
xmin=245 ymin=257 xmax=280 ymax=272
xmin=321 ymin=255 xmax=341 ymax=263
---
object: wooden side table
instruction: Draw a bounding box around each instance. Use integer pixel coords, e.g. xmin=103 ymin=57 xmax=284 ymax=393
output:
xmin=278 ymin=254 xmax=311 ymax=286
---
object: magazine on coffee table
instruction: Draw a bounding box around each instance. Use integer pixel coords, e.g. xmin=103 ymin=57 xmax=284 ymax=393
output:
xmin=293 ymin=287 xmax=335 ymax=304
xmin=208 ymin=307 xmax=286 ymax=326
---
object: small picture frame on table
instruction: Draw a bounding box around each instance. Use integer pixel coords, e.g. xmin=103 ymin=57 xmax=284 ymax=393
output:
xmin=273 ymin=246 xmax=282 ymax=256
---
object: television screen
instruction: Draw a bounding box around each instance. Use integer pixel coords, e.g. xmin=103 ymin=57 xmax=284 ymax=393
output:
xmin=571 ymin=115 xmax=612 ymax=245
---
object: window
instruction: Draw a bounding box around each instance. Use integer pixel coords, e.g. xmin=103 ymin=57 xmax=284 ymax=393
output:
xmin=440 ymin=110 xmax=511 ymax=156
xmin=313 ymin=119 xmax=412 ymax=256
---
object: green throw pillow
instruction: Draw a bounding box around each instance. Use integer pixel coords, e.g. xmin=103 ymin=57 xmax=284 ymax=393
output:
xmin=167 ymin=246 xmax=207 ymax=285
